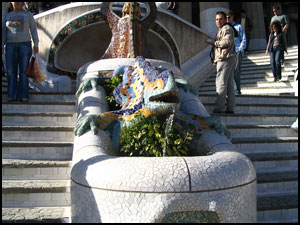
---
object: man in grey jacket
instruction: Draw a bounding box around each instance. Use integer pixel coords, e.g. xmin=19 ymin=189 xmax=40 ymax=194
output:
xmin=207 ymin=11 xmax=236 ymax=114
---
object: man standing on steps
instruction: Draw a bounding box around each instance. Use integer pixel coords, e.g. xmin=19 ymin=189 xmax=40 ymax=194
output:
xmin=226 ymin=10 xmax=246 ymax=96
xmin=207 ymin=11 xmax=237 ymax=114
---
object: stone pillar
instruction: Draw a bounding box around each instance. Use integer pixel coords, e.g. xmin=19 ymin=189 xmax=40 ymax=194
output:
xmin=242 ymin=2 xmax=267 ymax=50
xmin=199 ymin=2 xmax=229 ymax=38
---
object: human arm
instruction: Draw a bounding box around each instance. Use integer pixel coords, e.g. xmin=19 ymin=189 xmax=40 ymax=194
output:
xmin=265 ymin=33 xmax=272 ymax=55
xmin=282 ymin=15 xmax=289 ymax=32
xmin=28 ymin=12 xmax=39 ymax=52
xmin=214 ymin=26 xmax=234 ymax=49
xmin=239 ymin=25 xmax=247 ymax=52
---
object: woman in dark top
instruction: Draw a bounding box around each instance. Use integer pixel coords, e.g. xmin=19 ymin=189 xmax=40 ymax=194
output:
xmin=265 ymin=21 xmax=288 ymax=82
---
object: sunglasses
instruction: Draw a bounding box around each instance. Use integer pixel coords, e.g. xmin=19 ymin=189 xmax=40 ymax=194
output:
xmin=226 ymin=16 xmax=231 ymax=19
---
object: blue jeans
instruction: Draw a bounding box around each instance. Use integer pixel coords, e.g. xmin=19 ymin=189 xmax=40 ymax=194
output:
xmin=5 ymin=42 xmax=32 ymax=100
xmin=269 ymin=47 xmax=283 ymax=80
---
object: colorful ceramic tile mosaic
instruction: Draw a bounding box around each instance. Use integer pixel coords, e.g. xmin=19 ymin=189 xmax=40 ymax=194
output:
xmin=103 ymin=56 xmax=179 ymax=121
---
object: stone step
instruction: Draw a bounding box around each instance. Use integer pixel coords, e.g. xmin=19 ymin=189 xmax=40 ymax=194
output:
xmin=2 ymin=179 xmax=70 ymax=207
xmin=257 ymin=192 xmax=298 ymax=211
xmin=244 ymin=150 xmax=298 ymax=162
xmin=217 ymin=113 xmax=298 ymax=126
xmin=239 ymin=86 xmax=296 ymax=96
xmin=198 ymin=94 xmax=298 ymax=105
xmin=199 ymin=86 xmax=295 ymax=96
xmin=240 ymin=65 xmax=297 ymax=74
xmin=2 ymin=91 xmax=76 ymax=102
xmin=232 ymin=137 xmax=298 ymax=152
xmin=2 ymin=112 xmax=77 ymax=126
xmin=241 ymin=61 xmax=298 ymax=71
xmin=256 ymin=168 xmax=298 ymax=195
xmin=204 ymin=102 xmax=297 ymax=115
xmin=2 ymin=101 xmax=76 ymax=113
xmin=200 ymin=80 xmax=294 ymax=92
xmin=2 ymin=206 xmax=70 ymax=223
xmin=257 ymin=170 xmax=298 ymax=184
xmin=242 ymin=54 xmax=298 ymax=64
xmin=2 ymin=126 xmax=75 ymax=142
xmin=227 ymin=124 xmax=298 ymax=138
xmin=244 ymin=150 xmax=298 ymax=173
xmin=257 ymin=193 xmax=298 ymax=223
xmin=244 ymin=46 xmax=298 ymax=57
xmin=2 ymin=140 xmax=73 ymax=160
xmin=2 ymin=158 xmax=71 ymax=180
xmin=206 ymin=71 xmax=295 ymax=84
xmin=244 ymin=48 xmax=298 ymax=60
xmin=2 ymin=142 xmax=73 ymax=160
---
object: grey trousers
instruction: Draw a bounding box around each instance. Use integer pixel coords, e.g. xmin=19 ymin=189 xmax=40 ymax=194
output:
xmin=215 ymin=55 xmax=236 ymax=112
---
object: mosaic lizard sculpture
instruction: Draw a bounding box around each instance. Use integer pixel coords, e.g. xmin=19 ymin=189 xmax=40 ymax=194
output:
xmin=74 ymin=57 xmax=230 ymax=151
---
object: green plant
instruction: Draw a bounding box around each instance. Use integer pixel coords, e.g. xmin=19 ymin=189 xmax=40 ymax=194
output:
xmin=120 ymin=113 xmax=194 ymax=157
xmin=104 ymin=74 xmax=123 ymax=110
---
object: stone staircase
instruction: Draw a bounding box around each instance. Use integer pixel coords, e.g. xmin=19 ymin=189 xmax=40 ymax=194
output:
xmin=2 ymin=77 xmax=77 ymax=222
xmin=2 ymin=45 xmax=297 ymax=222
xmin=199 ymin=45 xmax=298 ymax=223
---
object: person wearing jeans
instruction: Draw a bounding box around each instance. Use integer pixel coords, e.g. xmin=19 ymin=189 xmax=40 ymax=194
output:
xmin=2 ymin=2 xmax=39 ymax=102
xmin=5 ymin=42 xmax=32 ymax=101
xmin=265 ymin=21 xmax=288 ymax=82
xmin=226 ymin=10 xmax=246 ymax=95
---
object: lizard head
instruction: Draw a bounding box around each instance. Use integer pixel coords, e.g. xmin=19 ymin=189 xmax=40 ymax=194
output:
xmin=113 ymin=57 xmax=180 ymax=119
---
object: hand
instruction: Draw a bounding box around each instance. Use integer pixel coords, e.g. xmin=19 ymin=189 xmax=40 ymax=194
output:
xmin=208 ymin=40 xmax=215 ymax=46
xmin=285 ymin=51 xmax=288 ymax=55
xmin=265 ymin=50 xmax=269 ymax=56
xmin=34 ymin=47 xmax=39 ymax=54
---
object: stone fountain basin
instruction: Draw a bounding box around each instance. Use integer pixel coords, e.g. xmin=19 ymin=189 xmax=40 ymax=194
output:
xmin=71 ymin=58 xmax=257 ymax=223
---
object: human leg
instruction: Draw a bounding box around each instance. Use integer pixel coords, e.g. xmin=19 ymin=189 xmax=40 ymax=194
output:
xmin=274 ymin=48 xmax=283 ymax=80
xmin=214 ymin=61 xmax=227 ymax=112
xmin=269 ymin=50 xmax=277 ymax=81
xmin=5 ymin=43 xmax=18 ymax=100
xmin=226 ymin=56 xmax=236 ymax=112
xmin=215 ymin=58 xmax=234 ymax=112
xmin=17 ymin=42 xmax=32 ymax=101
xmin=233 ymin=51 xmax=242 ymax=94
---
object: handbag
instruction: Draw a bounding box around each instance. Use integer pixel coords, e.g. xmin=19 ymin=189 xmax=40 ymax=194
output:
xmin=25 ymin=56 xmax=36 ymax=78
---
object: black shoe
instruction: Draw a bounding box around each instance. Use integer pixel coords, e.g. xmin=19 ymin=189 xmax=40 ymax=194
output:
xmin=274 ymin=78 xmax=278 ymax=82
xmin=225 ymin=110 xmax=234 ymax=114
xmin=213 ymin=109 xmax=225 ymax=114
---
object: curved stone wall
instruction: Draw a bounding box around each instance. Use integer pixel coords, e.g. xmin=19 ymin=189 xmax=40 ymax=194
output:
xmin=71 ymin=58 xmax=257 ymax=223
